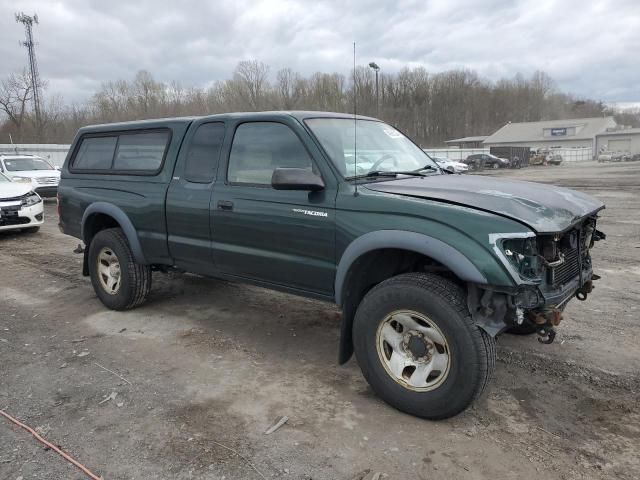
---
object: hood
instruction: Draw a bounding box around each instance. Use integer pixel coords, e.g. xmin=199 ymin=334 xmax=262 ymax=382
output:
xmin=365 ymin=175 xmax=605 ymax=233
xmin=6 ymin=169 xmax=60 ymax=179
xmin=0 ymin=182 xmax=33 ymax=200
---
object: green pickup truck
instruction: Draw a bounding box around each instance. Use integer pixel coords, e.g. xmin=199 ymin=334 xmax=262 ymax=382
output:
xmin=58 ymin=111 xmax=605 ymax=419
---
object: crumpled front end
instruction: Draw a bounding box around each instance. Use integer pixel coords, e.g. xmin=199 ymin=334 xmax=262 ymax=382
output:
xmin=468 ymin=213 xmax=606 ymax=343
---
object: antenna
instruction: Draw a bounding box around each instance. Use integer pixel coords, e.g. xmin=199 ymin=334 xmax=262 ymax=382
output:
xmin=16 ymin=12 xmax=42 ymax=135
xmin=353 ymin=42 xmax=358 ymax=197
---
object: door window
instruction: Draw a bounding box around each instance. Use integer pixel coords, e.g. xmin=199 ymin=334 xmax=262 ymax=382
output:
xmin=184 ymin=122 xmax=226 ymax=183
xmin=227 ymin=122 xmax=312 ymax=185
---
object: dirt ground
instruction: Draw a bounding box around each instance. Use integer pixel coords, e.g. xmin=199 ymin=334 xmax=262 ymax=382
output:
xmin=1 ymin=161 xmax=639 ymax=480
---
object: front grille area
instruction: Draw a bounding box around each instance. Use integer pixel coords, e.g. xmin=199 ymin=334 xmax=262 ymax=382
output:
xmin=36 ymin=176 xmax=58 ymax=185
xmin=548 ymin=223 xmax=592 ymax=287
xmin=0 ymin=205 xmax=30 ymax=226
xmin=551 ymin=245 xmax=580 ymax=286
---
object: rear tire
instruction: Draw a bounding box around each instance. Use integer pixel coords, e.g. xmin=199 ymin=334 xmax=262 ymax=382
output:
xmin=353 ymin=273 xmax=496 ymax=420
xmin=88 ymin=228 xmax=151 ymax=310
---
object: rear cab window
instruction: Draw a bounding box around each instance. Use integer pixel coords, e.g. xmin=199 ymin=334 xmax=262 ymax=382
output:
xmin=71 ymin=129 xmax=171 ymax=174
xmin=183 ymin=122 xmax=226 ymax=183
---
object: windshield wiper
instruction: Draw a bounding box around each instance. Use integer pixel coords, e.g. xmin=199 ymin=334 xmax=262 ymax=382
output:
xmin=416 ymin=164 xmax=439 ymax=172
xmin=347 ymin=170 xmax=428 ymax=180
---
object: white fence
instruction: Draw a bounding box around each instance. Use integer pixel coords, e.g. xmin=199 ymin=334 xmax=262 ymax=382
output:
xmin=0 ymin=144 xmax=71 ymax=167
xmin=547 ymin=147 xmax=593 ymax=162
xmin=423 ymin=148 xmax=489 ymax=161
xmin=424 ymin=146 xmax=594 ymax=162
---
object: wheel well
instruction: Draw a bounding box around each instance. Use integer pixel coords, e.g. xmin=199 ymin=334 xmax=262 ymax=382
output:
xmin=83 ymin=213 xmax=120 ymax=245
xmin=338 ymin=248 xmax=462 ymax=364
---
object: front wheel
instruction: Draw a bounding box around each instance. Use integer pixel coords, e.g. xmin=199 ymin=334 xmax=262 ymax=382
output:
xmin=353 ymin=273 xmax=496 ymax=420
xmin=88 ymin=228 xmax=152 ymax=310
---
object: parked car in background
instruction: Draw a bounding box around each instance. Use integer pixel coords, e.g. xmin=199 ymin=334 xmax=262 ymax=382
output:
xmin=531 ymin=149 xmax=563 ymax=166
xmin=464 ymin=153 xmax=509 ymax=169
xmin=548 ymin=153 xmax=563 ymax=165
xmin=597 ymin=151 xmax=626 ymax=162
xmin=430 ymin=156 xmax=469 ymax=173
xmin=0 ymin=154 xmax=60 ymax=197
xmin=0 ymin=171 xmax=44 ymax=233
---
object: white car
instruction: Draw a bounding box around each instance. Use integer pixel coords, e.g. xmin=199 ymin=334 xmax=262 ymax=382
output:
xmin=431 ymin=156 xmax=469 ymax=173
xmin=0 ymin=154 xmax=60 ymax=198
xmin=0 ymin=171 xmax=44 ymax=233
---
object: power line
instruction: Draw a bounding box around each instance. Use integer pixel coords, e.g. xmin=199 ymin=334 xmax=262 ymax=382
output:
xmin=15 ymin=12 xmax=42 ymax=129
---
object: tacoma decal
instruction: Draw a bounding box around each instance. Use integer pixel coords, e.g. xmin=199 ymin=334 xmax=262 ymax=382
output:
xmin=292 ymin=208 xmax=328 ymax=217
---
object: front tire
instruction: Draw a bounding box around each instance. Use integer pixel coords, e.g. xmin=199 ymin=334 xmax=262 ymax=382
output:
xmin=88 ymin=228 xmax=151 ymax=310
xmin=353 ymin=273 xmax=496 ymax=420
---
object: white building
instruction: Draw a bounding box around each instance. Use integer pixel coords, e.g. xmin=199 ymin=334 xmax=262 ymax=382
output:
xmin=595 ymin=128 xmax=640 ymax=154
xmin=483 ymin=117 xmax=617 ymax=150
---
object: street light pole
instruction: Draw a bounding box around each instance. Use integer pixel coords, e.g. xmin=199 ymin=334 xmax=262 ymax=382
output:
xmin=368 ymin=62 xmax=380 ymax=117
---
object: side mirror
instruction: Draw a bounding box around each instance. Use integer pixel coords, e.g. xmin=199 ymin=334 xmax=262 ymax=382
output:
xmin=54 ymin=166 xmax=61 ymax=171
xmin=271 ymin=168 xmax=325 ymax=192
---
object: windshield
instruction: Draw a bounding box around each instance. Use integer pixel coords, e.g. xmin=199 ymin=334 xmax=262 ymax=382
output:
xmin=3 ymin=157 xmax=53 ymax=171
xmin=305 ymin=118 xmax=439 ymax=178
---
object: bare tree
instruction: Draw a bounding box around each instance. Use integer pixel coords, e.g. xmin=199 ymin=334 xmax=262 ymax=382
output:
xmin=2 ymin=62 xmax=639 ymax=146
xmin=276 ymin=68 xmax=303 ymax=109
xmin=0 ymin=70 xmax=34 ymax=139
xmin=234 ymin=60 xmax=270 ymax=109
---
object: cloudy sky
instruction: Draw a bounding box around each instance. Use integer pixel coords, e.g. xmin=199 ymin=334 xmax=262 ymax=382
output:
xmin=1 ymin=0 xmax=638 ymax=105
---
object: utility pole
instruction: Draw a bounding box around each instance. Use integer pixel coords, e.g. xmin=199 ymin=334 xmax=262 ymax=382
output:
xmin=368 ymin=62 xmax=380 ymax=117
xmin=15 ymin=12 xmax=42 ymax=133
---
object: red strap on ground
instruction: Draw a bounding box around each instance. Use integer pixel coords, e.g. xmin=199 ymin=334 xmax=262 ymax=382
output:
xmin=0 ymin=409 xmax=101 ymax=480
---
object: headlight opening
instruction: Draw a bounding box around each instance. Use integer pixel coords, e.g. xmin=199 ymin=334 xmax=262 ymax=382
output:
xmin=21 ymin=193 xmax=42 ymax=207
xmin=500 ymin=237 xmax=544 ymax=281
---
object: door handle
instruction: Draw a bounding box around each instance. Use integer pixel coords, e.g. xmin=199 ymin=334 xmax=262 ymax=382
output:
xmin=217 ymin=200 xmax=234 ymax=211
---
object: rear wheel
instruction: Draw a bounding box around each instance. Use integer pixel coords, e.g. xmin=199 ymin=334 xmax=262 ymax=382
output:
xmin=353 ymin=273 xmax=496 ymax=419
xmin=88 ymin=228 xmax=151 ymax=310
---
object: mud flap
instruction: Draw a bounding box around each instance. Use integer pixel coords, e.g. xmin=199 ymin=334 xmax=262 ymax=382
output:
xmin=467 ymin=285 xmax=509 ymax=337
xmin=82 ymin=248 xmax=89 ymax=276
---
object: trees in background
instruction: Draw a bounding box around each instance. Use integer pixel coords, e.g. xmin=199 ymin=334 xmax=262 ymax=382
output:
xmin=0 ymin=62 xmax=637 ymax=145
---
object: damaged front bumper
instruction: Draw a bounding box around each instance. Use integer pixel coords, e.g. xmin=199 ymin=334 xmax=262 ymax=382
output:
xmin=468 ymin=269 xmax=598 ymax=342
xmin=470 ymin=221 xmax=605 ymax=343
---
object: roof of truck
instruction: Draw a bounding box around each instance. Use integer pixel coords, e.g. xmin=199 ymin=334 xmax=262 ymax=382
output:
xmin=79 ymin=111 xmax=379 ymax=133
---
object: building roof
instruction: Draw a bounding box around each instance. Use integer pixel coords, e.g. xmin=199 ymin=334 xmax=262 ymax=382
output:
xmin=483 ymin=116 xmax=616 ymax=144
xmin=444 ymin=136 xmax=488 ymax=144
xmin=596 ymin=127 xmax=640 ymax=136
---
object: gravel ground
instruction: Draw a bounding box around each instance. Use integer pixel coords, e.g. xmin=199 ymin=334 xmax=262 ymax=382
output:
xmin=0 ymin=161 xmax=639 ymax=480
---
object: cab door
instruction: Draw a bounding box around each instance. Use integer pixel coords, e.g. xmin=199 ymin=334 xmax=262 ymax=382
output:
xmin=165 ymin=121 xmax=226 ymax=273
xmin=211 ymin=119 xmax=337 ymax=297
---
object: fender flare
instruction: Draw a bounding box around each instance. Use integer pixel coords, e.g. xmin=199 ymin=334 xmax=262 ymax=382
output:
xmin=334 ymin=230 xmax=487 ymax=364
xmin=334 ymin=230 xmax=487 ymax=306
xmin=81 ymin=202 xmax=147 ymax=264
